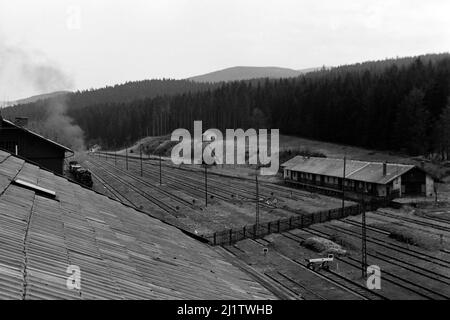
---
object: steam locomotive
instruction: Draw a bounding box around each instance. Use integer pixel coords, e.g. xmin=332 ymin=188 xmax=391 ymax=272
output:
xmin=68 ymin=161 xmax=93 ymax=188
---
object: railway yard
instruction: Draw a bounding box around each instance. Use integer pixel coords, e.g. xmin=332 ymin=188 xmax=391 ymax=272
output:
xmin=74 ymin=152 xmax=450 ymax=300
xmin=76 ymin=152 xmax=350 ymax=235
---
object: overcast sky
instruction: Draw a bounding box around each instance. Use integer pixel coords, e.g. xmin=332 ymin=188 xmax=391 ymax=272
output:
xmin=0 ymin=0 xmax=449 ymax=100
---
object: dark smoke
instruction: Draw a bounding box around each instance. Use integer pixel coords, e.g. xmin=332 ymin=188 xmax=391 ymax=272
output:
xmin=36 ymin=96 xmax=86 ymax=151
xmin=0 ymin=44 xmax=86 ymax=150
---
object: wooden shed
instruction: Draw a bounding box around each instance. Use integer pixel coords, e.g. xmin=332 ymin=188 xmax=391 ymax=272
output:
xmin=0 ymin=117 xmax=73 ymax=174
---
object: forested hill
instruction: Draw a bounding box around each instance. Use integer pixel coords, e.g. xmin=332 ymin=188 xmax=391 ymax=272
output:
xmin=1 ymin=79 xmax=219 ymax=122
xmin=68 ymin=53 xmax=450 ymax=157
xmin=3 ymin=53 xmax=450 ymax=158
xmin=71 ymin=79 xmax=220 ymax=107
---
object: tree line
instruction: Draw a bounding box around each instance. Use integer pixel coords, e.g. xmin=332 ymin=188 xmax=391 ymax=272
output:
xmin=71 ymin=54 xmax=450 ymax=158
xmin=3 ymin=54 xmax=450 ymax=158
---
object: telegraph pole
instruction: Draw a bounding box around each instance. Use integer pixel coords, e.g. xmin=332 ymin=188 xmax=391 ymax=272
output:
xmin=126 ymin=148 xmax=128 ymax=170
xmin=159 ymin=154 xmax=162 ymax=185
xmin=114 ymin=150 xmax=117 ymax=166
xmin=140 ymin=146 xmax=143 ymax=177
xmin=361 ymin=193 xmax=368 ymax=278
xmin=204 ymin=164 xmax=208 ymax=207
xmin=202 ymin=134 xmax=211 ymax=207
xmin=255 ymin=169 xmax=260 ymax=233
xmin=342 ymin=156 xmax=346 ymax=211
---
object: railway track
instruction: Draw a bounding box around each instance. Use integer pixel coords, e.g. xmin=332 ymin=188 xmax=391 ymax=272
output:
xmin=89 ymin=153 xmax=351 ymax=224
xmin=88 ymin=156 xmax=198 ymax=210
xmin=88 ymin=166 xmax=136 ymax=207
xmin=374 ymin=209 xmax=450 ymax=233
xmin=293 ymin=228 xmax=450 ymax=300
xmin=421 ymin=212 xmax=450 ymax=224
xmin=342 ymin=218 xmax=450 ymax=258
xmin=90 ymin=154 xmax=276 ymax=210
xmin=311 ymin=224 xmax=450 ymax=282
xmin=86 ymin=158 xmax=183 ymax=218
xmin=272 ymin=271 xmax=326 ymax=300
xmin=88 ymin=155 xmax=306 ymax=231
xmin=95 ymin=152 xmax=321 ymax=204
xmin=248 ymin=238 xmax=387 ymax=300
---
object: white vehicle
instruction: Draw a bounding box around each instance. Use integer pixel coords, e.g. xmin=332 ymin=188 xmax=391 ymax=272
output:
xmin=305 ymin=253 xmax=334 ymax=270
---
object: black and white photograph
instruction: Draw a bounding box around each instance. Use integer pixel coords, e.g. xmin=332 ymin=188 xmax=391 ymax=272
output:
xmin=0 ymin=0 xmax=449 ymax=310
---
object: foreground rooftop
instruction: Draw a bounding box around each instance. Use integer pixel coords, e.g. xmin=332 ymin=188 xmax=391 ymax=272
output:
xmin=0 ymin=149 xmax=276 ymax=300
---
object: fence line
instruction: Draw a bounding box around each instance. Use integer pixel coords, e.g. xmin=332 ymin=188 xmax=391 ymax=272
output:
xmin=203 ymin=204 xmax=361 ymax=246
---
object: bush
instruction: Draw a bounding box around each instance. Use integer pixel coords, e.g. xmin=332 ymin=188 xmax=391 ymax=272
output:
xmin=302 ymin=236 xmax=347 ymax=255
xmin=329 ymin=233 xmax=358 ymax=251
xmin=383 ymin=225 xmax=443 ymax=251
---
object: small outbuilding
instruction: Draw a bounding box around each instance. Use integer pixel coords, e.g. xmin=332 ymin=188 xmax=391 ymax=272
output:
xmin=0 ymin=116 xmax=73 ymax=174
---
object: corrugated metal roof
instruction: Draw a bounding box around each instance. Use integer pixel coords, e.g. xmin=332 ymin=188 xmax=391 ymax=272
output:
xmin=0 ymin=149 xmax=276 ymax=300
xmin=281 ymin=156 xmax=415 ymax=185
xmin=1 ymin=118 xmax=73 ymax=153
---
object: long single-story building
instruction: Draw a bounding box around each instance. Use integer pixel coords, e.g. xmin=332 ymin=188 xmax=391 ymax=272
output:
xmin=281 ymin=156 xmax=435 ymax=199
xmin=0 ymin=116 xmax=73 ymax=174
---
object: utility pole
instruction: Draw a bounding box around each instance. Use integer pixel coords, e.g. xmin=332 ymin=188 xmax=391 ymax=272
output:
xmin=361 ymin=198 xmax=367 ymax=278
xmin=204 ymin=164 xmax=208 ymax=207
xmin=114 ymin=150 xmax=117 ymax=166
xmin=342 ymin=156 xmax=346 ymax=212
xmin=159 ymin=154 xmax=162 ymax=185
xmin=255 ymin=169 xmax=260 ymax=234
xmin=140 ymin=146 xmax=143 ymax=177
xmin=126 ymin=148 xmax=128 ymax=170
xmin=202 ymin=134 xmax=210 ymax=207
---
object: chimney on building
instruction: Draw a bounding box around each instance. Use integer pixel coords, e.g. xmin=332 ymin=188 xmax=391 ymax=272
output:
xmin=383 ymin=161 xmax=387 ymax=176
xmin=14 ymin=117 xmax=28 ymax=128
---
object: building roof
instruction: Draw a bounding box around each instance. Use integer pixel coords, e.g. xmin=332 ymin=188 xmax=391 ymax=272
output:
xmin=281 ymin=156 xmax=416 ymax=185
xmin=0 ymin=149 xmax=276 ymax=300
xmin=0 ymin=118 xmax=73 ymax=153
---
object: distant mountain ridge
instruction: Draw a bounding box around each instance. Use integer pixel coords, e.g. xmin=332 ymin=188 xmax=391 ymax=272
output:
xmin=15 ymin=91 xmax=70 ymax=105
xmin=0 ymin=91 xmax=70 ymax=108
xmin=2 ymin=66 xmax=316 ymax=108
xmin=188 ymin=66 xmax=319 ymax=83
xmin=1 ymin=79 xmax=218 ymax=119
